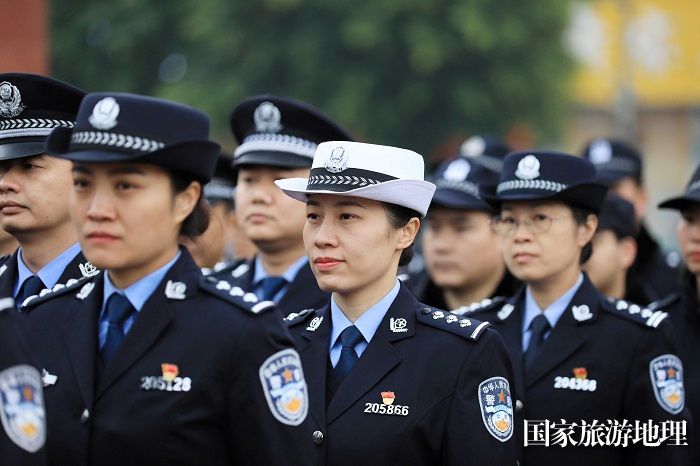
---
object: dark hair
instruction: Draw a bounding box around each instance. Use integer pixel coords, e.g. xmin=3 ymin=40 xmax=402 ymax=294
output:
xmin=382 ymin=202 xmax=421 ymax=267
xmin=170 ymin=171 xmax=210 ymax=238
xmin=570 ymin=205 xmax=596 ymax=264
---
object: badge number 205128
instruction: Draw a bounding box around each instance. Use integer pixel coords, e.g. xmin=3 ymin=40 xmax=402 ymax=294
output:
xmin=140 ymin=376 xmax=192 ymax=392
xmin=364 ymin=403 xmax=409 ymax=416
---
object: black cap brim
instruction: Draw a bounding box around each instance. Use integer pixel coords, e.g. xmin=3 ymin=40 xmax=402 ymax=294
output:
xmin=233 ymin=150 xmax=312 ymax=169
xmin=430 ymin=188 xmax=494 ymax=212
xmin=481 ymin=183 xmax=608 ymax=214
xmin=0 ymin=140 xmax=47 ymax=160
xmin=658 ymin=195 xmax=700 ymax=211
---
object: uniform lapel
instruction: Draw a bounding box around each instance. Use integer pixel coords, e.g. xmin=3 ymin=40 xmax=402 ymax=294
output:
xmin=279 ymin=262 xmax=327 ymax=311
xmin=59 ymin=251 xmax=94 ymax=282
xmin=326 ymin=285 xmax=415 ymax=425
xmin=60 ymin=274 xmax=102 ymax=410
xmin=524 ymin=276 xmax=599 ymax=387
xmin=491 ymin=289 xmax=526 ymax=397
xmin=96 ymin=253 xmax=199 ymax=398
xmin=297 ymin=305 xmax=331 ymax=428
xmin=0 ymin=250 xmax=19 ymax=298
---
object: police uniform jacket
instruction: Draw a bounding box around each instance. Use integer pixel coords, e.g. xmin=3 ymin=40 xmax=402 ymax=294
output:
xmin=213 ymin=257 xmax=329 ymax=316
xmin=22 ymin=251 xmax=312 ymax=466
xmin=651 ymin=273 xmax=700 ymax=464
xmin=285 ymin=284 xmax=518 ymax=466
xmin=465 ymin=274 xmax=689 ymax=466
xmin=629 ymin=224 xmax=680 ymax=302
xmin=0 ymin=306 xmax=48 ymax=466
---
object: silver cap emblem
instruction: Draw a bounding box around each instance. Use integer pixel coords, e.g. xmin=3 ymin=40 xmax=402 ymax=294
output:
xmin=0 ymin=81 xmax=25 ymax=118
xmin=89 ymin=97 xmax=120 ymax=130
xmin=324 ymin=146 xmax=349 ymax=173
xmin=515 ymin=155 xmax=540 ymax=180
xmin=253 ymin=101 xmax=282 ymax=133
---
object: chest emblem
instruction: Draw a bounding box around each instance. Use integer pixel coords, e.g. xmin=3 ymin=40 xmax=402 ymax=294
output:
xmin=364 ymin=391 xmax=410 ymax=416
xmin=553 ymin=367 xmax=598 ymax=392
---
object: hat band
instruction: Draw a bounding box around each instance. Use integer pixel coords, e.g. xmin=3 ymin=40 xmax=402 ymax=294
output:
xmin=70 ymin=130 xmax=165 ymax=153
xmin=307 ymin=167 xmax=397 ymax=192
xmin=435 ymin=179 xmax=480 ymax=197
xmin=593 ymin=157 xmax=639 ymax=175
xmin=234 ymin=133 xmax=316 ymax=159
xmin=204 ymin=182 xmax=235 ymax=201
xmin=471 ymin=155 xmax=503 ymax=173
xmin=0 ymin=118 xmax=74 ymax=140
xmin=497 ymin=179 xmax=567 ymax=194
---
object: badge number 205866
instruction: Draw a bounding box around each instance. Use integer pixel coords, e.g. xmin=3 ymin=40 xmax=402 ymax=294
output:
xmin=364 ymin=403 xmax=410 ymax=416
xmin=140 ymin=376 xmax=192 ymax=392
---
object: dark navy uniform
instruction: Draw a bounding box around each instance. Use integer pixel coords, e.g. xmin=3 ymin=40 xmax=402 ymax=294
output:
xmin=22 ymin=250 xmax=311 ymax=466
xmin=212 ymin=257 xmax=328 ymax=316
xmin=464 ymin=275 xmax=690 ymax=466
xmin=0 ymin=299 xmax=48 ymax=466
xmin=285 ymin=284 xmax=518 ymax=466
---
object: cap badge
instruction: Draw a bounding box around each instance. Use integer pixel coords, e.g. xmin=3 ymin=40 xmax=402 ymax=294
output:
xmin=515 ymin=154 xmax=540 ymax=180
xmin=443 ymin=158 xmax=470 ymax=181
xmin=253 ymin=101 xmax=282 ymax=133
xmin=460 ymin=135 xmax=486 ymax=157
xmin=589 ymin=139 xmax=612 ymax=164
xmin=0 ymin=81 xmax=25 ymax=118
xmin=89 ymin=97 xmax=120 ymax=130
xmin=325 ymin=146 xmax=349 ymax=173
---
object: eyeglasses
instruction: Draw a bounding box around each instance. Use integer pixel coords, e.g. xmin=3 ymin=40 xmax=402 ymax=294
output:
xmin=491 ymin=214 xmax=570 ymax=236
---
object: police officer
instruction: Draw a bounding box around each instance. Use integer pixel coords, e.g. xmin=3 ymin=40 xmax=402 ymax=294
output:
xmin=409 ymin=154 xmax=519 ymax=310
xmin=0 ymin=73 xmax=93 ymax=308
xmin=276 ymin=141 xmax=517 ymax=465
xmin=582 ymin=138 xmax=680 ymax=301
xmin=0 ymin=297 xmax=48 ymax=466
xmin=464 ymin=151 xmax=689 ymax=466
xmin=584 ymin=192 xmax=651 ymax=304
xmin=213 ymin=96 xmax=353 ymax=315
xmin=657 ymin=166 xmax=700 ymax=464
xmin=22 ymin=93 xmax=311 ymax=466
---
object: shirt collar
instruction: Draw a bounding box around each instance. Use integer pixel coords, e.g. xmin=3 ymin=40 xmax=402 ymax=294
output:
xmin=253 ymin=255 xmax=308 ymax=286
xmin=522 ymin=273 xmax=584 ymax=332
xmin=15 ymin=243 xmax=81 ymax=293
xmin=102 ymin=251 xmax=181 ymax=313
xmin=329 ymin=280 xmax=401 ymax=348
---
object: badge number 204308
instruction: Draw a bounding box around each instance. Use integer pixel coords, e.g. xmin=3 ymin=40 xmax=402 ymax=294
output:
xmin=364 ymin=403 xmax=409 ymax=416
xmin=140 ymin=376 xmax=192 ymax=392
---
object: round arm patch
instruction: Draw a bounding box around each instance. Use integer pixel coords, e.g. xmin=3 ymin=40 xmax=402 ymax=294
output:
xmin=649 ymin=354 xmax=685 ymax=415
xmin=478 ymin=376 xmax=514 ymax=442
xmin=259 ymin=348 xmax=309 ymax=426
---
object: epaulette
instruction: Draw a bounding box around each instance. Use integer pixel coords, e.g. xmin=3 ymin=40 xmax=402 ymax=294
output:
xmin=415 ymin=306 xmax=491 ymax=341
xmin=601 ymin=297 xmax=668 ymax=329
xmin=283 ymin=308 xmax=318 ymax=327
xmin=199 ymin=276 xmax=275 ymax=315
xmin=453 ymin=296 xmax=506 ymax=316
xmin=648 ymin=293 xmax=681 ymax=312
xmin=228 ymin=260 xmax=250 ymax=279
xmin=20 ymin=276 xmax=94 ymax=311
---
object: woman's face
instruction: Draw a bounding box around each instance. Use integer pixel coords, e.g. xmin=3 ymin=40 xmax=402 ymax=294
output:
xmin=71 ymin=162 xmax=197 ymax=282
xmin=499 ymin=201 xmax=595 ymax=285
xmin=423 ymin=207 xmax=503 ymax=289
xmin=303 ymin=194 xmax=416 ymax=294
xmin=676 ymin=206 xmax=700 ymax=275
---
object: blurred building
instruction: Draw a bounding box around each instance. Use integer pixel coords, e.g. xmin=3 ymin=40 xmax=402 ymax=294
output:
xmin=564 ymin=0 xmax=700 ymax=250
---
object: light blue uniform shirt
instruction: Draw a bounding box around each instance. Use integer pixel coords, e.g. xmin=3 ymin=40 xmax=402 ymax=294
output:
xmin=98 ymin=251 xmax=181 ymax=349
xmin=521 ymin=273 xmax=583 ymax=351
xmin=14 ymin=243 xmax=82 ymax=298
xmin=252 ymin=255 xmax=308 ymax=302
xmin=329 ymin=279 xmax=401 ymax=367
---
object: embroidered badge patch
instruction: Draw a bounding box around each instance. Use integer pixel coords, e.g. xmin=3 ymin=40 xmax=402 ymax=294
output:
xmin=0 ymin=365 xmax=46 ymax=452
xmin=478 ymin=376 xmax=514 ymax=442
xmin=259 ymin=348 xmax=308 ymax=426
xmin=649 ymin=354 xmax=685 ymax=415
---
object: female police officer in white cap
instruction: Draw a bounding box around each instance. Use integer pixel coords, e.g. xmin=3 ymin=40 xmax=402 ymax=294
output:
xmin=21 ymin=93 xmax=310 ymax=466
xmin=465 ymin=150 xmax=688 ymax=466
xmin=275 ymin=141 xmax=517 ymax=465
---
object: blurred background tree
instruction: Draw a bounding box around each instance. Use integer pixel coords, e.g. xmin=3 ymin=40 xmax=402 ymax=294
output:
xmin=51 ymin=0 xmax=575 ymax=156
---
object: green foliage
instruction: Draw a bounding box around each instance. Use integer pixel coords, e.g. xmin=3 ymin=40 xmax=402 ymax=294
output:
xmin=51 ymin=0 xmax=575 ymax=154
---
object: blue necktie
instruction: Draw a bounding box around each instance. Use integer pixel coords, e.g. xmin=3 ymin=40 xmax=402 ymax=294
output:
xmin=100 ymin=293 xmax=135 ymax=366
xmin=16 ymin=275 xmax=45 ymax=308
xmin=524 ymin=314 xmax=550 ymax=369
xmin=260 ymin=276 xmax=287 ymax=301
xmin=334 ymin=325 xmax=364 ymax=380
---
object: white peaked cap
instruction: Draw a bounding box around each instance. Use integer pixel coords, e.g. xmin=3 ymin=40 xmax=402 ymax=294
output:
xmin=275 ymin=141 xmax=436 ymax=216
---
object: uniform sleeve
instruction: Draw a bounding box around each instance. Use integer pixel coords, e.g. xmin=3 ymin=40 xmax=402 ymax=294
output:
xmin=442 ymin=328 xmax=518 ymax=465
xmin=226 ymin=310 xmax=314 ymax=466
xmin=621 ymin=321 xmax=691 ymax=466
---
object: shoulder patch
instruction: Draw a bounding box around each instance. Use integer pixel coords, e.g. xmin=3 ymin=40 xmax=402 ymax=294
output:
xmin=283 ymin=308 xmax=318 ymax=327
xmin=19 ymin=276 xmax=93 ymax=311
xmin=199 ymin=276 xmax=275 ymax=315
xmin=416 ymin=306 xmax=491 ymax=341
xmin=453 ymin=296 xmax=506 ymax=316
xmin=601 ymin=298 xmax=668 ymax=329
